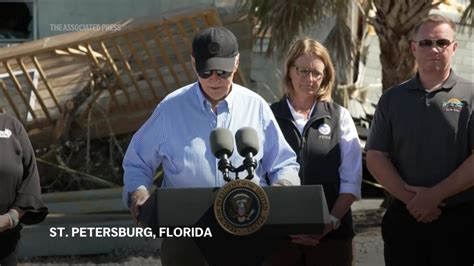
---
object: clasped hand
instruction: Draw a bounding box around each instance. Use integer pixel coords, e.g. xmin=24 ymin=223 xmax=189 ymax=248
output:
xmin=290 ymin=223 xmax=333 ymax=246
xmin=0 ymin=214 xmax=12 ymax=232
xmin=405 ymin=184 xmax=444 ymax=223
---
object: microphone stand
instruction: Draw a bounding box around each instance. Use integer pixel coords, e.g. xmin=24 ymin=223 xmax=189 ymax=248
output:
xmin=243 ymin=152 xmax=258 ymax=180
xmin=218 ymin=154 xmax=233 ymax=182
xmin=217 ymin=153 xmax=258 ymax=182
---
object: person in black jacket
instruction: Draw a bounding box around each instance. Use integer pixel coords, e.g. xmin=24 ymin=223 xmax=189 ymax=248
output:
xmin=0 ymin=113 xmax=48 ymax=265
xmin=264 ymin=38 xmax=362 ymax=266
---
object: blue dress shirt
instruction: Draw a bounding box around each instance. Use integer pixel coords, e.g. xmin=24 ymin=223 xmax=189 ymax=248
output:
xmin=123 ymin=82 xmax=300 ymax=205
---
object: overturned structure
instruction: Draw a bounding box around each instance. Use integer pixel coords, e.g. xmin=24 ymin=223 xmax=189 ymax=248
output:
xmin=0 ymin=8 xmax=247 ymax=149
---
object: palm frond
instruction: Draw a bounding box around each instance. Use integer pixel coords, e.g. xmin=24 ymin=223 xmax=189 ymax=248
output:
xmin=241 ymin=0 xmax=348 ymax=58
xmin=460 ymin=0 xmax=473 ymax=35
xmin=324 ymin=3 xmax=356 ymax=84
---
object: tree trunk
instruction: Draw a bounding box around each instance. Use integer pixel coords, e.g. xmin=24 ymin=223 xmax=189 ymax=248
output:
xmin=371 ymin=0 xmax=439 ymax=91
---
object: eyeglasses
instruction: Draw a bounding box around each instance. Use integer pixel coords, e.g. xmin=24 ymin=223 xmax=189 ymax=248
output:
xmin=293 ymin=66 xmax=323 ymax=79
xmin=197 ymin=70 xmax=232 ymax=79
xmin=417 ymin=39 xmax=453 ymax=48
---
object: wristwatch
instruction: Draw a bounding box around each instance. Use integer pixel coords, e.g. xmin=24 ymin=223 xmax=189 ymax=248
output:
xmin=329 ymin=215 xmax=340 ymax=230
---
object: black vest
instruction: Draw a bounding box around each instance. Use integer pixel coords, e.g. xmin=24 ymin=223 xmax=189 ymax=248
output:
xmin=271 ymin=99 xmax=355 ymax=239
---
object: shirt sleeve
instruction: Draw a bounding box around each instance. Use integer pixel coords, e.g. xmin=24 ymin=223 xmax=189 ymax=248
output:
xmin=366 ymin=93 xmax=392 ymax=152
xmin=260 ymin=103 xmax=301 ymax=186
xmin=338 ymin=107 xmax=362 ymax=199
xmin=13 ymin=121 xmax=48 ymax=225
xmin=122 ymin=104 xmax=166 ymax=207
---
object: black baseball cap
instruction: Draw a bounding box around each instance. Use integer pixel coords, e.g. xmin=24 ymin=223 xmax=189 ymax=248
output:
xmin=192 ymin=26 xmax=239 ymax=73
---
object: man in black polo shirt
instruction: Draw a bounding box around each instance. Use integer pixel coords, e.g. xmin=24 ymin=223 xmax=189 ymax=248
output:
xmin=366 ymin=14 xmax=474 ymax=266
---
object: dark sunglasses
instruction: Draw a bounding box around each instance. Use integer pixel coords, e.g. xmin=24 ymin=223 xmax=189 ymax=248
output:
xmin=197 ymin=70 xmax=232 ymax=79
xmin=417 ymin=39 xmax=453 ymax=48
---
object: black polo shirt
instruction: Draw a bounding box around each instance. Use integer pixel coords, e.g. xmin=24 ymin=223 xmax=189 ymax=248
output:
xmin=367 ymin=71 xmax=473 ymax=204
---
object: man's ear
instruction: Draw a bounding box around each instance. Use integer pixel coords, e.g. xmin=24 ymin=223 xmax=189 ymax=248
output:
xmin=452 ymin=41 xmax=458 ymax=53
xmin=410 ymin=40 xmax=417 ymax=55
xmin=191 ymin=55 xmax=198 ymax=76
xmin=191 ymin=55 xmax=196 ymax=69
xmin=234 ymin=53 xmax=240 ymax=71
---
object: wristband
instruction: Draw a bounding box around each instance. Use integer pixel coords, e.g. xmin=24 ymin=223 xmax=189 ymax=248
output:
xmin=6 ymin=209 xmax=19 ymax=228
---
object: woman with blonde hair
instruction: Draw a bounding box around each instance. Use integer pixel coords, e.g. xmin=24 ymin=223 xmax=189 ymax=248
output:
xmin=265 ymin=37 xmax=362 ymax=266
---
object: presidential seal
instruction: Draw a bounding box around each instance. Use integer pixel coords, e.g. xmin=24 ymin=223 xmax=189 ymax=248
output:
xmin=214 ymin=179 xmax=270 ymax=236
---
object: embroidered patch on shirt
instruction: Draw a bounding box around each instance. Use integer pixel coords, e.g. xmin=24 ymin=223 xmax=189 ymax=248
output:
xmin=0 ymin=128 xmax=12 ymax=138
xmin=442 ymin=98 xmax=464 ymax=113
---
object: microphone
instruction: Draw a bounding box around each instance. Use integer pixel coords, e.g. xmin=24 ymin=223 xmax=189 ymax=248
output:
xmin=209 ymin=128 xmax=234 ymax=182
xmin=235 ymin=127 xmax=259 ymax=179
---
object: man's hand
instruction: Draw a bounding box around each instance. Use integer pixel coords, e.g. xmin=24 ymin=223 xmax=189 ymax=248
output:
xmin=130 ymin=189 xmax=150 ymax=225
xmin=290 ymin=223 xmax=333 ymax=246
xmin=0 ymin=214 xmax=12 ymax=232
xmin=272 ymin=179 xmax=293 ymax=186
xmin=405 ymin=184 xmax=444 ymax=222
xmin=419 ymin=208 xmax=442 ymax=223
xmin=290 ymin=234 xmax=321 ymax=246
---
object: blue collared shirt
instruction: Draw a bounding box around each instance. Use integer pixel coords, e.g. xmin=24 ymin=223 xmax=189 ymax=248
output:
xmin=123 ymin=82 xmax=300 ymax=205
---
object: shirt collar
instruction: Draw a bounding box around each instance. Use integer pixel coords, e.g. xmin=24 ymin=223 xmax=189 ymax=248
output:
xmin=194 ymin=82 xmax=234 ymax=112
xmin=410 ymin=70 xmax=458 ymax=91
xmin=441 ymin=70 xmax=457 ymax=89
xmin=286 ymin=98 xmax=316 ymax=121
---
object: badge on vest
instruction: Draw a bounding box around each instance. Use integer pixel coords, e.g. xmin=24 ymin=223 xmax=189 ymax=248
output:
xmin=0 ymin=128 xmax=12 ymax=138
xmin=318 ymin=123 xmax=331 ymax=140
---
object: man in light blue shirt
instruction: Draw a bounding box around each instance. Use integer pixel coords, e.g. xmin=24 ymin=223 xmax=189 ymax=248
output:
xmin=122 ymin=26 xmax=300 ymax=266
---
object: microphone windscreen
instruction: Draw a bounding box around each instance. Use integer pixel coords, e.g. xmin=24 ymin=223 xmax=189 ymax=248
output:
xmin=235 ymin=127 xmax=259 ymax=156
xmin=209 ymin=127 xmax=234 ymax=158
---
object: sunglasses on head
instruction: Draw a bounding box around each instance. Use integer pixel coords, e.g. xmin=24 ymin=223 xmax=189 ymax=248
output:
xmin=417 ymin=39 xmax=453 ymax=48
xmin=197 ymin=70 xmax=232 ymax=79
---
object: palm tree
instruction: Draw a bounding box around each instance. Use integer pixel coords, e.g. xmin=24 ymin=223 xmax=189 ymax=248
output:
xmin=460 ymin=0 xmax=474 ymax=34
xmin=242 ymin=0 xmax=355 ymax=84
xmin=370 ymin=1 xmax=439 ymax=91
xmin=242 ymin=0 xmax=471 ymax=92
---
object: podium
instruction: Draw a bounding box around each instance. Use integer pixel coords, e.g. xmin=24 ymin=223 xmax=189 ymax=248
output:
xmin=139 ymin=185 xmax=330 ymax=265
